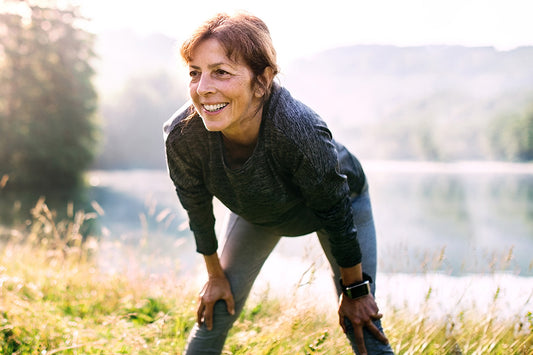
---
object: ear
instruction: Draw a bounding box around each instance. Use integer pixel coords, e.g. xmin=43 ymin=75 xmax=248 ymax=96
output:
xmin=254 ymin=67 xmax=275 ymax=98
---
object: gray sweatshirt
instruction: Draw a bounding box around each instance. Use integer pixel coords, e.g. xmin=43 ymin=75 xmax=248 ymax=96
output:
xmin=164 ymin=84 xmax=365 ymax=267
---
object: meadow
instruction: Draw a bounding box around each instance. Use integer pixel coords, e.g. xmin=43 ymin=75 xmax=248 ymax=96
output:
xmin=0 ymin=199 xmax=531 ymax=354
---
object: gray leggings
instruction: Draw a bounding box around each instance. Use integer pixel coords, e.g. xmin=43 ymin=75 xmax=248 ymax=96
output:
xmin=185 ymin=185 xmax=394 ymax=354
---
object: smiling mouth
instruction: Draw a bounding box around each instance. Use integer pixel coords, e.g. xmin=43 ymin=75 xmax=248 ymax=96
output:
xmin=203 ymin=103 xmax=228 ymax=112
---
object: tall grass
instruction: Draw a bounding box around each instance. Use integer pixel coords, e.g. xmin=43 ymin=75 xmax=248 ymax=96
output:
xmin=0 ymin=198 xmax=531 ymax=354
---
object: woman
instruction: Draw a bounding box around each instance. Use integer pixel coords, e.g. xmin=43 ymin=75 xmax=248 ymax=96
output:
xmin=164 ymin=12 xmax=394 ymax=355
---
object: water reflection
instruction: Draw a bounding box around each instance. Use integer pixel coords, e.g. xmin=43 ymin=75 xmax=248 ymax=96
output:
xmin=372 ymin=168 xmax=533 ymax=275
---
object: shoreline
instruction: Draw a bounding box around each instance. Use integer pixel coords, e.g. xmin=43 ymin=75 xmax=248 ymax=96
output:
xmin=363 ymin=159 xmax=533 ymax=175
xmin=248 ymin=250 xmax=533 ymax=320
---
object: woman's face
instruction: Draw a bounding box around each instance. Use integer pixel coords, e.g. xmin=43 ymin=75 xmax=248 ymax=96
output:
xmin=188 ymin=38 xmax=263 ymax=137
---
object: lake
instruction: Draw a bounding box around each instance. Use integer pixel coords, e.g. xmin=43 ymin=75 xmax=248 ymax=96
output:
xmin=96 ymin=162 xmax=533 ymax=276
xmin=2 ymin=161 xmax=532 ymax=278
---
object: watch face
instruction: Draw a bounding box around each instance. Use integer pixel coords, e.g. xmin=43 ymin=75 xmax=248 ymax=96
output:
xmin=346 ymin=281 xmax=370 ymax=299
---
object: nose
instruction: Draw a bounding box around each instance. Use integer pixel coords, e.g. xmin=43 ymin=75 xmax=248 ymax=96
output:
xmin=196 ymin=73 xmax=215 ymax=96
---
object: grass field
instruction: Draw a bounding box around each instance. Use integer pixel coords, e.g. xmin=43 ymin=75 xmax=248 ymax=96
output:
xmin=0 ymin=199 xmax=531 ymax=354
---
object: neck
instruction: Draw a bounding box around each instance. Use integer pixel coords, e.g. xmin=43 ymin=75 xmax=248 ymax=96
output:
xmin=222 ymin=107 xmax=263 ymax=146
xmin=221 ymin=133 xmax=258 ymax=169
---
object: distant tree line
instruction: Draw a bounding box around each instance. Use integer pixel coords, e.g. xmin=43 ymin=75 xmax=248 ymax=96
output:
xmin=363 ymin=93 xmax=533 ymax=162
xmin=0 ymin=0 xmax=98 ymax=189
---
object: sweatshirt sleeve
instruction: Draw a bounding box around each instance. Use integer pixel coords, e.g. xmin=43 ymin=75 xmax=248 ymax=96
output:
xmin=164 ymin=122 xmax=218 ymax=256
xmin=277 ymin=121 xmax=362 ymax=268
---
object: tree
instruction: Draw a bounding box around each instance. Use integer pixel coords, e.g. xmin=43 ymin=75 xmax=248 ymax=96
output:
xmin=0 ymin=0 xmax=98 ymax=189
xmin=487 ymin=101 xmax=533 ymax=161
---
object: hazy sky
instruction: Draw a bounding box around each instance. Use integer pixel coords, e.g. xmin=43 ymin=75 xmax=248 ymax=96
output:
xmin=81 ymin=0 xmax=532 ymax=65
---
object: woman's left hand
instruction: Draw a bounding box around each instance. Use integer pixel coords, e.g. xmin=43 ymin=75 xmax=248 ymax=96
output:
xmin=338 ymin=293 xmax=389 ymax=355
xmin=197 ymin=275 xmax=235 ymax=331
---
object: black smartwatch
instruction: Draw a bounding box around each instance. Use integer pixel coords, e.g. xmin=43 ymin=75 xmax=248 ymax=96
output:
xmin=340 ymin=274 xmax=372 ymax=300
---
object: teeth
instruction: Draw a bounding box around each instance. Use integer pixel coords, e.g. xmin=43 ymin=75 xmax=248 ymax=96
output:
xmin=204 ymin=103 xmax=228 ymax=112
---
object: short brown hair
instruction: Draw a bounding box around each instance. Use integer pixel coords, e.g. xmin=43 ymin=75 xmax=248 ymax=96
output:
xmin=180 ymin=12 xmax=279 ymax=99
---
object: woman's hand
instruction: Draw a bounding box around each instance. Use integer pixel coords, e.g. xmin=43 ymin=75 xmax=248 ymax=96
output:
xmin=338 ymin=293 xmax=389 ymax=355
xmin=197 ymin=275 xmax=235 ymax=330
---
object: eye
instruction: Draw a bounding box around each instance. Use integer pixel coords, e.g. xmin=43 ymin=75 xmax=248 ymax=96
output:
xmin=189 ymin=70 xmax=200 ymax=81
xmin=214 ymin=69 xmax=230 ymax=77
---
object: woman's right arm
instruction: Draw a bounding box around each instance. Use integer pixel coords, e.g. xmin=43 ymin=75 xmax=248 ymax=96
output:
xmin=196 ymin=253 xmax=235 ymax=330
xmin=165 ymin=119 xmax=235 ymax=329
xmin=165 ymin=124 xmax=218 ymax=255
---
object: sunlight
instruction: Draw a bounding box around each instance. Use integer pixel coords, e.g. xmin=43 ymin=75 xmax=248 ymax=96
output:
xmin=0 ymin=1 xmax=31 ymax=23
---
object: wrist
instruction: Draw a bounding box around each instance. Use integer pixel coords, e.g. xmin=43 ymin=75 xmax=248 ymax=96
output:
xmin=203 ymin=253 xmax=226 ymax=278
xmin=339 ymin=263 xmax=363 ymax=285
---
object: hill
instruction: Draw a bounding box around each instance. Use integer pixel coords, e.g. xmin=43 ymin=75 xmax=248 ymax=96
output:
xmin=283 ymin=45 xmax=533 ymax=160
xmin=92 ymin=30 xmax=533 ymax=168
